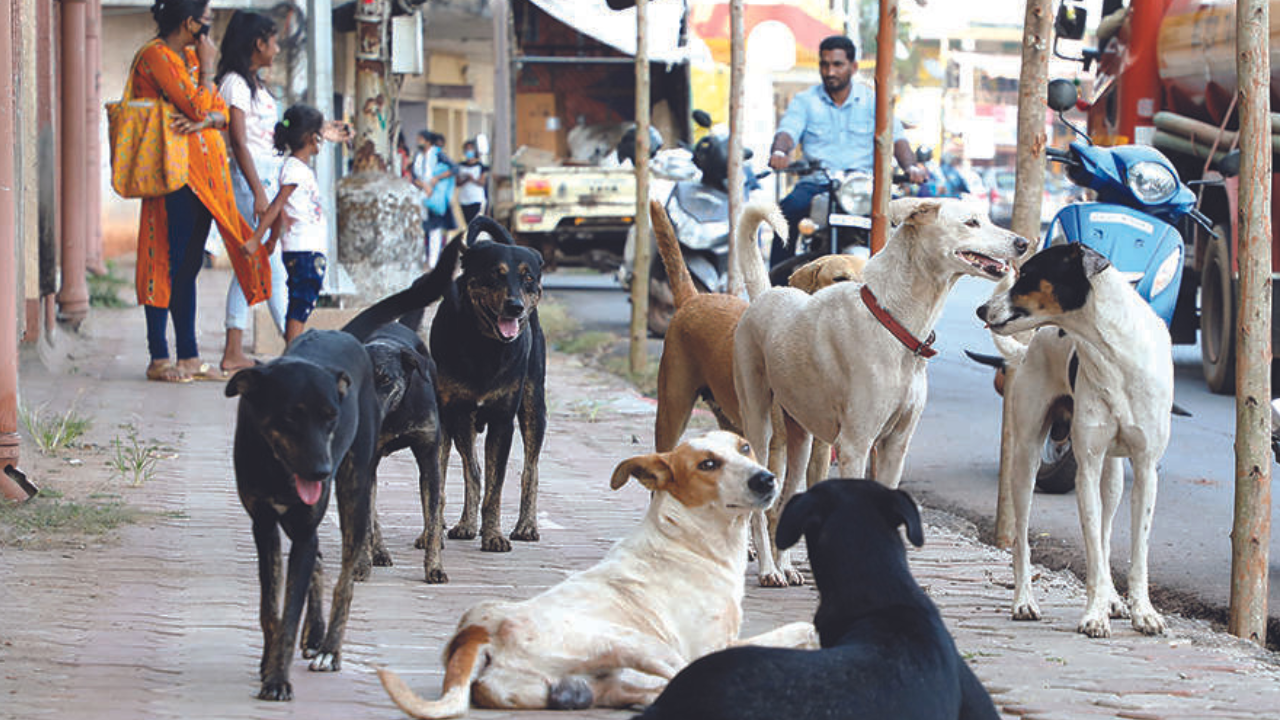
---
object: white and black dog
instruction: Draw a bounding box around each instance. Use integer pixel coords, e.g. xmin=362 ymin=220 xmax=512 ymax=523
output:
xmin=977 ymin=243 xmax=1172 ymax=638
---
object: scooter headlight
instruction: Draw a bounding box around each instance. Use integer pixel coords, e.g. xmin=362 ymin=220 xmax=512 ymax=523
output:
xmin=667 ymin=199 xmax=728 ymax=251
xmin=1126 ymin=161 xmax=1178 ymax=204
xmin=837 ymin=173 xmax=874 ymax=214
xmin=1150 ymin=246 xmax=1182 ymax=296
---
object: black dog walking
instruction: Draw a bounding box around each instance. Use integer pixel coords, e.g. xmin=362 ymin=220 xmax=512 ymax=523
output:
xmin=225 ymin=329 xmax=381 ymax=701
xmin=636 ymin=479 xmax=1001 ymax=720
xmin=431 ymin=217 xmax=547 ymax=552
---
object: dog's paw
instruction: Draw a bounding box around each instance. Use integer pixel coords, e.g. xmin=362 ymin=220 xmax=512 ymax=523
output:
xmin=1010 ymin=600 xmax=1041 ymax=621
xmin=448 ymin=524 xmax=478 ymax=541
xmin=481 ymin=534 xmax=513 ymax=552
xmin=372 ymin=545 xmax=394 ymax=567
xmin=352 ymin=560 xmax=372 ymax=583
xmin=1130 ymin=602 xmax=1165 ymax=636
xmin=413 ymin=530 xmax=443 ymax=550
xmin=783 ymin=568 xmax=806 ymax=586
xmin=1108 ymin=591 xmax=1130 ymax=619
xmin=547 ymin=676 xmax=595 ymax=710
xmin=1077 ymin=614 xmax=1111 ymax=638
xmin=424 ymin=567 xmax=449 ymax=584
xmin=758 ymin=570 xmax=789 ymax=588
xmin=257 ymin=679 xmax=293 ymax=702
xmin=510 ymin=523 xmax=540 ymax=542
xmin=309 ymin=651 xmax=341 ymax=672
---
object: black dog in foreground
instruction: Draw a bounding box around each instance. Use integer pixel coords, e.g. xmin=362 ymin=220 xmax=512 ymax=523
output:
xmin=430 ymin=217 xmax=547 ymax=552
xmin=635 ymin=479 xmax=1001 ymax=720
xmin=341 ymin=235 xmax=463 ymax=584
xmin=225 ymin=329 xmax=380 ymax=701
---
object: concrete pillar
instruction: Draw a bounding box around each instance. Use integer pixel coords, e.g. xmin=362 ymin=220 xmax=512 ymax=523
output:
xmin=1 ymin=0 xmax=25 ymax=499
xmin=85 ymin=0 xmax=104 ymax=275
xmin=56 ymin=0 xmax=90 ymax=326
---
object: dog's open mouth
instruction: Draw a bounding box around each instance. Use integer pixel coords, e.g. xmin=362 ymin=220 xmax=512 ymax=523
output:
xmin=959 ymin=250 xmax=1011 ymax=278
xmin=295 ymin=474 xmax=323 ymax=506
xmin=497 ymin=314 xmax=522 ymax=340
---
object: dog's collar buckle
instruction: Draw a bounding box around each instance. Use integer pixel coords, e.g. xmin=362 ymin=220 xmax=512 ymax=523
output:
xmin=860 ymin=284 xmax=938 ymax=359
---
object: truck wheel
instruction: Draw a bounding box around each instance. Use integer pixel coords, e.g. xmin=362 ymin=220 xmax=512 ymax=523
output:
xmin=1200 ymin=229 xmax=1236 ymax=395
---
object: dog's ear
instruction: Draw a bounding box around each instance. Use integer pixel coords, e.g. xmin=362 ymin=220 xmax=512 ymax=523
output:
xmin=398 ymin=348 xmax=424 ymax=378
xmin=609 ymin=453 xmax=673 ymax=491
xmin=787 ymin=261 xmax=820 ymax=294
xmin=335 ymin=371 xmax=351 ymax=399
xmin=776 ymin=489 xmax=824 ymax=551
xmin=1078 ymin=244 xmax=1111 ymax=278
xmin=224 ymin=367 xmax=261 ymax=398
xmin=888 ymin=198 xmax=941 ymax=228
xmin=888 ymin=488 xmax=925 ymax=548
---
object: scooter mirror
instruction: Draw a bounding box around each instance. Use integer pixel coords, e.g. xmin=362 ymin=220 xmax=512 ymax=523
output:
xmin=1217 ymin=149 xmax=1241 ymax=178
xmin=1054 ymin=1 xmax=1088 ymax=41
xmin=692 ymin=110 xmax=713 ymax=129
xmin=1047 ymin=79 xmax=1079 ymax=113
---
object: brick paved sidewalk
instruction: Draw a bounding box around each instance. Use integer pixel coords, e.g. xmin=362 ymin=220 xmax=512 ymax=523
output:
xmin=2 ymin=268 xmax=1278 ymax=720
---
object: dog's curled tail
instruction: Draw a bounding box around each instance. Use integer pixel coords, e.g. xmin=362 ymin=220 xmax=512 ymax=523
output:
xmin=735 ymin=201 xmax=788 ymax=302
xmin=378 ymin=626 xmax=491 ymax=719
xmin=649 ymin=199 xmax=699 ymax=309
xmin=341 ymin=234 xmax=464 ymax=342
xmin=466 ymin=215 xmax=516 ymax=246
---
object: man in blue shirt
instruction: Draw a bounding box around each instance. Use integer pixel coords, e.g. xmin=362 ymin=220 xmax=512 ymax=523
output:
xmin=768 ymin=35 xmax=927 ymax=264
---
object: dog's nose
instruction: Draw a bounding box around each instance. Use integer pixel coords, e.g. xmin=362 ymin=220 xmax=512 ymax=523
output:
xmin=503 ymin=298 xmax=525 ymax=316
xmin=747 ymin=471 xmax=776 ymax=497
xmin=1013 ymin=236 xmax=1030 ymax=254
xmin=976 ymin=304 xmax=989 ymax=322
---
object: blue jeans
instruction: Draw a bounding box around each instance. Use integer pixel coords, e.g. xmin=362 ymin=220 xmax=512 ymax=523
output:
xmin=225 ymin=159 xmax=287 ymax=334
xmin=146 ymin=186 xmax=211 ymax=361
xmin=283 ymin=251 xmax=327 ymax=323
xmin=772 ymin=180 xmax=825 ymax=266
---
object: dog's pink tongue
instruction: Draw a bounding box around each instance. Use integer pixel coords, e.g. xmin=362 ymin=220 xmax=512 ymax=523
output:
xmin=295 ymin=474 xmax=323 ymax=506
xmin=498 ymin=317 xmax=520 ymax=339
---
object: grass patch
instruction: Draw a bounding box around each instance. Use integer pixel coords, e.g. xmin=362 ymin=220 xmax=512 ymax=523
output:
xmin=88 ymin=260 xmax=132 ymax=308
xmin=107 ymin=424 xmax=168 ymax=487
xmin=537 ymin=299 xmax=579 ymax=347
xmin=0 ymin=494 xmax=144 ymax=547
xmin=19 ymin=398 xmax=93 ymax=455
xmin=600 ymin=352 xmax=660 ymax=399
xmin=557 ymin=330 xmax=615 ymax=356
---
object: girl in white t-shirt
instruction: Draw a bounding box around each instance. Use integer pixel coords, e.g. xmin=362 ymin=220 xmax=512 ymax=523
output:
xmin=215 ymin=10 xmax=287 ymax=372
xmin=247 ymin=104 xmax=351 ymax=343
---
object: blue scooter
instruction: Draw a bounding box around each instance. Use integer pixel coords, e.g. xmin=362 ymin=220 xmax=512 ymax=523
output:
xmin=969 ymin=79 xmax=1211 ymax=493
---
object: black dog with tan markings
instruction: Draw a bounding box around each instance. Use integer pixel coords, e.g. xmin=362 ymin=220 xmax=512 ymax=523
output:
xmin=225 ymin=329 xmax=381 ymax=701
xmin=635 ymin=479 xmax=1000 ymax=720
xmin=430 ymin=217 xmax=547 ymax=552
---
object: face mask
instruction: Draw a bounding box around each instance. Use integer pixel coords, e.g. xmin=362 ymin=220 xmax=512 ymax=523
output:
xmin=465 ymin=150 xmax=476 ymax=160
xmin=417 ymin=144 xmax=427 ymax=151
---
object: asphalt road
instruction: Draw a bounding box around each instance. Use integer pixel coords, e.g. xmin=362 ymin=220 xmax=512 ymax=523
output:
xmin=543 ymin=268 xmax=1280 ymax=642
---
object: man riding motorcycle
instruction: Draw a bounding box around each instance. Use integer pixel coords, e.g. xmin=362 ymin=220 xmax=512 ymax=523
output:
xmin=768 ymin=35 xmax=928 ymax=266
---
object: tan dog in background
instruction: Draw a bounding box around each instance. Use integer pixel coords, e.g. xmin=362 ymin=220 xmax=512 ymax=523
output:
xmin=377 ymin=431 xmax=816 ymax=718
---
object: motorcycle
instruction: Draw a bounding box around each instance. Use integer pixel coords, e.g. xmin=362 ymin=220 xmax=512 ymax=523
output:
xmin=767 ymin=160 xmax=921 ymax=286
xmin=619 ymin=111 xmax=765 ymax=337
xmin=969 ymin=78 xmax=1212 ymax=494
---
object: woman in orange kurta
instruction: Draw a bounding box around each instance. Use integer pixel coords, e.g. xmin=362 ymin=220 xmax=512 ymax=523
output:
xmin=132 ymin=0 xmax=271 ymax=382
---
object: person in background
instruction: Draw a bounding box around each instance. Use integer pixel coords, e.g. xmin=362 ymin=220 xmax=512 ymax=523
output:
xmin=455 ymin=138 xmax=488 ymax=224
xmin=396 ymin=131 xmax=413 ymax=179
xmin=246 ymin=104 xmax=332 ymax=343
xmin=767 ymin=35 xmax=928 ymax=266
xmin=215 ymin=9 xmax=287 ymax=373
xmin=412 ymin=131 xmax=456 ymax=268
xmin=133 ymin=0 xmax=269 ymax=383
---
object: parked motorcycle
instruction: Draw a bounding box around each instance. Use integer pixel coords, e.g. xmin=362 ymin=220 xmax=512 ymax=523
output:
xmin=619 ymin=111 xmax=765 ymax=337
xmin=970 ymin=78 xmax=1212 ymax=493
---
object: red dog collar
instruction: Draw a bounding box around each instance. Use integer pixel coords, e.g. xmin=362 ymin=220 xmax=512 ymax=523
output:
xmin=860 ymin=284 xmax=938 ymax=359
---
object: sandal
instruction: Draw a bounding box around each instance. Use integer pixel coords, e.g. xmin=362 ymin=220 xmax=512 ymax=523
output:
xmin=146 ymin=362 xmax=193 ymax=383
xmin=184 ymin=362 xmax=231 ymax=382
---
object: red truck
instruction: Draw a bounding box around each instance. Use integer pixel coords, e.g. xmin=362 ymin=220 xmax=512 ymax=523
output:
xmin=1056 ymin=0 xmax=1279 ymax=393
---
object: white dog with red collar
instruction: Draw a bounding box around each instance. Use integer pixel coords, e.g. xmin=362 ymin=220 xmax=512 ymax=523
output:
xmin=732 ymin=198 xmax=1029 ymax=586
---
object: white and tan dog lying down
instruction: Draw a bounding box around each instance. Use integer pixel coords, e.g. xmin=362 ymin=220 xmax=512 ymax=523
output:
xmin=377 ymin=431 xmax=817 ymax=718
xmin=734 ymin=198 xmax=1031 ymax=585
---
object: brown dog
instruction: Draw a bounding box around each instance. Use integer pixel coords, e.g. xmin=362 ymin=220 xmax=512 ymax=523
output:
xmin=652 ymin=200 xmax=786 ymax=454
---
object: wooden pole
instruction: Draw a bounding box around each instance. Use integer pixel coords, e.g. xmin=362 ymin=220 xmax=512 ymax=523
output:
xmin=726 ymin=0 xmax=745 ymax=295
xmin=1229 ymin=0 xmax=1272 ymax=646
xmin=629 ymin=0 xmax=652 ymax=375
xmin=352 ymin=0 xmax=391 ymax=173
xmin=994 ymin=0 xmax=1053 ymax=548
xmin=869 ymin=0 xmax=896 ymax=254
